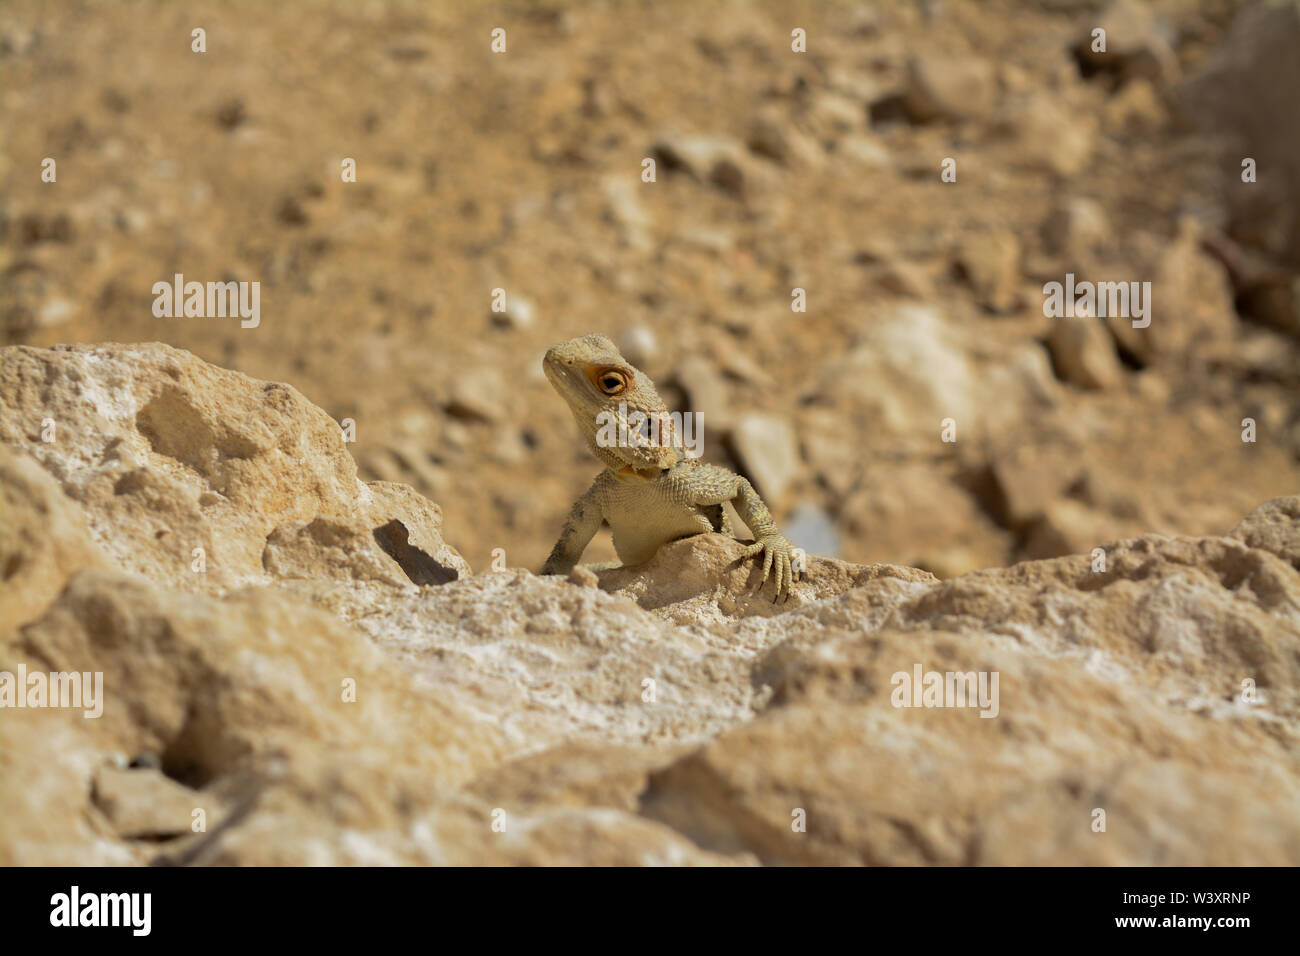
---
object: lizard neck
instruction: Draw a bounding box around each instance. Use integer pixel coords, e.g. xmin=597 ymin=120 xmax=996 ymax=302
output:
xmin=611 ymin=463 xmax=665 ymax=483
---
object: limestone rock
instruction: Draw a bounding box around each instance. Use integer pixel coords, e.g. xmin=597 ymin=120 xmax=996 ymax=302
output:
xmin=1180 ymin=2 xmax=1300 ymax=270
xmin=651 ymin=134 xmax=757 ymax=200
xmin=1041 ymin=198 xmax=1111 ymax=261
xmin=92 ymin=764 xmax=212 ymax=840
xmin=992 ymin=93 xmax=1097 ymax=177
xmin=728 ymin=412 xmax=799 ymax=504
xmin=0 ymin=445 xmax=107 ymax=631
xmin=1048 ymin=314 xmax=1124 ymax=390
xmin=956 ymin=230 xmax=1021 ymax=313
xmin=2 ymin=342 xmax=1297 ymax=866
xmin=1229 ymin=495 xmax=1300 ymax=572
xmin=903 ymin=54 xmax=997 ymax=123
xmin=1074 ymin=0 xmax=1180 ymax=89
xmin=597 ymin=533 xmax=935 ymax=624
xmin=641 ymin=521 xmax=1300 ymax=865
xmin=815 ymin=305 xmax=1059 ymax=448
xmin=0 ymin=343 xmax=469 ymax=597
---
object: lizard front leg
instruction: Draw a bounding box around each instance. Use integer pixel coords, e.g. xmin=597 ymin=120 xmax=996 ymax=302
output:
xmin=540 ymin=477 xmax=606 ymax=576
xmin=688 ymin=465 xmax=799 ymax=599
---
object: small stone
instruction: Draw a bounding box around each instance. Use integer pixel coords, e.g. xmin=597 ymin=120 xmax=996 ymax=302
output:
xmin=1041 ymin=198 xmax=1111 ymax=259
xmin=1103 ymin=78 xmax=1166 ymax=134
xmin=651 ymin=134 xmax=753 ymax=199
xmin=491 ymin=293 xmax=535 ymax=331
xmin=1074 ymin=0 xmax=1180 ymax=88
xmin=729 ymin=413 xmax=800 ymax=504
xmin=1048 ymin=314 xmax=1124 ymax=390
xmin=873 ymin=259 xmax=934 ymax=299
xmin=903 ymin=54 xmax=996 ymax=123
xmin=956 ymin=230 xmax=1021 ymax=313
xmin=445 ymin=373 xmax=505 ymax=423
xmin=836 ymin=134 xmax=892 ymax=169
xmin=747 ymin=116 xmax=823 ymax=168
xmin=568 ymin=564 xmax=600 ymax=588
xmin=214 ymin=98 xmax=246 ymax=130
xmin=616 ymin=325 xmax=659 ymax=370
xmin=673 ymin=356 xmax=730 ymax=431
xmin=92 ymin=765 xmax=204 ymax=839
xmin=993 ymin=94 xmax=1097 ymax=177
xmin=37 ymin=297 xmax=75 ymax=328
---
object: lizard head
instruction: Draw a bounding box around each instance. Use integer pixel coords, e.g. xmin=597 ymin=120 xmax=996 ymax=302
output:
xmin=543 ymin=333 xmax=681 ymax=475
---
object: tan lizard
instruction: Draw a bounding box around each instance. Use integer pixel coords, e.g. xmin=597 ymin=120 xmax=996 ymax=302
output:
xmin=539 ymin=333 xmax=799 ymax=598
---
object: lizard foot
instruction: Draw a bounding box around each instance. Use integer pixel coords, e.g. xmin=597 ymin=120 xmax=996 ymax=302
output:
xmin=740 ymin=533 xmax=800 ymax=601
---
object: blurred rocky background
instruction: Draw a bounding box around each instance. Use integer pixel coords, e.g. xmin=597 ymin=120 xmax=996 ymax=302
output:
xmin=3 ymin=0 xmax=1298 ymax=577
xmin=3 ymin=0 xmax=1300 ymax=866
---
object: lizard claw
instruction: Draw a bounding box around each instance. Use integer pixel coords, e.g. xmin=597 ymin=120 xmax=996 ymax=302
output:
xmin=741 ymin=533 xmax=799 ymax=601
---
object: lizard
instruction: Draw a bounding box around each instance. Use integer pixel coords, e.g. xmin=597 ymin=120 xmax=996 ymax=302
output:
xmin=538 ymin=333 xmax=800 ymax=599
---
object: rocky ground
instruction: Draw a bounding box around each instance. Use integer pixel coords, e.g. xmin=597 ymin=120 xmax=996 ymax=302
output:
xmin=2 ymin=0 xmax=1298 ymax=577
xmin=2 ymin=342 xmax=1298 ymax=865
xmin=1 ymin=0 xmax=1299 ymax=864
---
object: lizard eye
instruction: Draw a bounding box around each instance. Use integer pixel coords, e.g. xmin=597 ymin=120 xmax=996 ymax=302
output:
xmin=598 ymin=371 xmax=628 ymax=394
xmin=584 ymin=363 xmax=632 ymax=396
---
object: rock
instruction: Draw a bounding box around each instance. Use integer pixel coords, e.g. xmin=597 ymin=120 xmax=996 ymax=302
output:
xmin=92 ymin=764 xmax=210 ymax=839
xmin=987 ymin=441 xmax=1087 ymax=528
xmin=728 ymin=412 xmax=800 ymax=504
xmin=1146 ymin=218 xmax=1238 ymax=360
xmin=992 ymin=93 xmax=1097 ymax=177
xmin=902 ymin=54 xmax=996 ymax=123
xmin=1103 ymin=77 xmax=1166 ymax=134
xmin=1201 ymin=232 xmax=1300 ymax=336
xmin=956 ymin=230 xmax=1021 ymax=313
xmin=1229 ymin=495 xmax=1300 ymax=572
xmin=799 ymin=408 xmax=865 ymax=499
xmin=467 ymin=742 xmax=686 ymax=813
xmin=3 ymin=342 xmax=1298 ymax=866
xmin=445 ymin=371 xmax=506 ymax=423
xmin=746 ymin=116 xmax=824 ymax=168
xmin=0 ymin=445 xmax=107 ymax=632
xmin=615 ymin=325 xmax=659 ymax=370
xmin=816 ymin=304 xmax=1057 ymax=448
xmin=871 ymin=259 xmax=934 ymax=299
xmin=1020 ymin=498 xmax=1119 ymax=560
xmin=652 ymin=134 xmax=755 ymax=199
xmin=568 ymin=564 xmax=600 ymax=589
xmin=1041 ymin=198 xmax=1111 ymax=260
xmin=808 ymin=92 xmax=865 ymax=136
xmin=640 ymin=517 xmax=1300 ymax=865
xmin=818 ymin=305 xmax=977 ymax=441
xmin=839 ymin=465 xmax=1009 ymax=578
xmin=490 ymin=293 xmax=535 ymax=331
xmin=672 ymin=355 xmax=731 ymax=432
xmin=836 ymin=133 xmax=892 ymax=169
xmin=596 ymin=534 xmax=936 ymax=624
xmin=263 ymin=509 xmax=462 ymax=588
xmin=1180 ymin=2 xmax=1300 ymax=271
xmin=1048 ymin=314 xmax=1124 ymax=390
xmin=0 ymin=570 xmax=508 ymax=865
xmin=602 ymin=177 xmax=654 ymax=252
xmin=1074 ymin=0 xmax=1180 ymax=88
xmin=0 ymin=344 xmax=469 ymax=597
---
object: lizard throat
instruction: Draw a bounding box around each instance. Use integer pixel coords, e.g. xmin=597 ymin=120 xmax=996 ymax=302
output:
xmin=615 ymin=464 xmax=666 ymax=483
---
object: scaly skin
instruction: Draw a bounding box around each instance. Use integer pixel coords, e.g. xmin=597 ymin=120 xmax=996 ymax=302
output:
xmin=539 ymin=333 xmax=799 ymax=598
